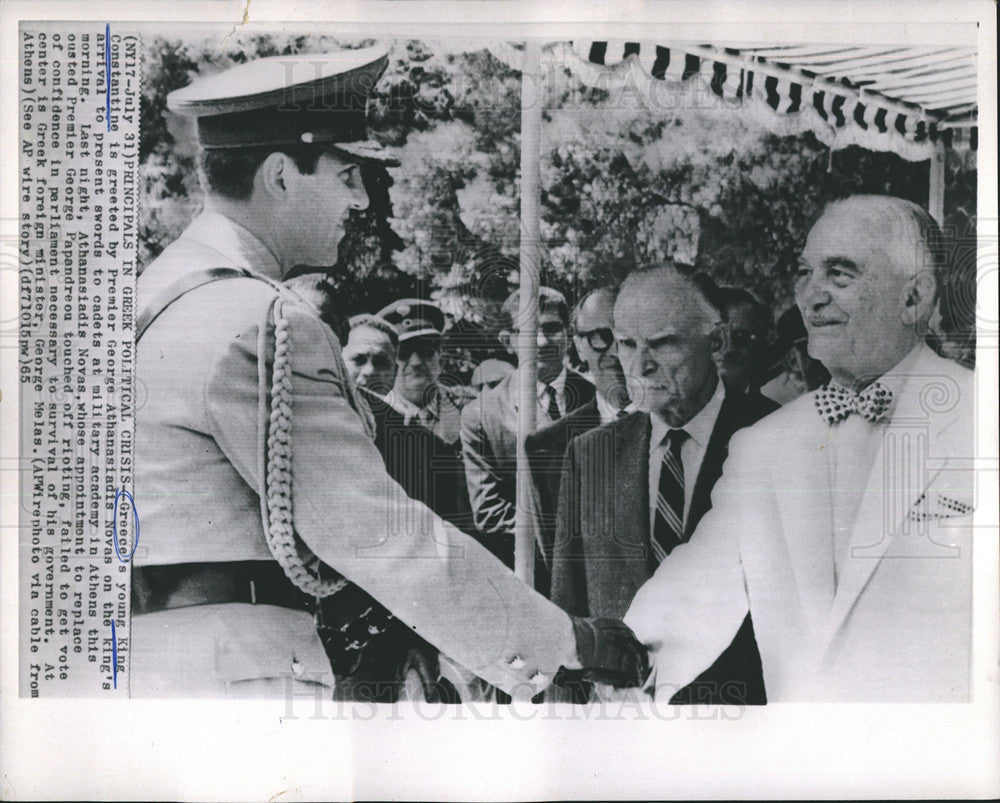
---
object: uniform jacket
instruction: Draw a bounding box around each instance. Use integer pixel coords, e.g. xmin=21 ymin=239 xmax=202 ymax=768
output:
xmin=134 ymin=210 xmax=577 ymax=698
xmin=552 ymin=391 xmax=775 ymax=704
xmin=459 ymin=367 xmax=595 ymax=566
xmin=625 ymin=345 xmax=976 ymax=702
xmin=386 ymin=383 xmax=473 ymax=447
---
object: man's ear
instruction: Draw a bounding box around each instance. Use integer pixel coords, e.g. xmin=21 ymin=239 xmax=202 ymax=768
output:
xmin=708 ymin=321 xmax=726 ymax=358
xmin=255 ymin=152 xmax=292 ymax=203
xmin=901 ymin=269 xmax=938 ymax=330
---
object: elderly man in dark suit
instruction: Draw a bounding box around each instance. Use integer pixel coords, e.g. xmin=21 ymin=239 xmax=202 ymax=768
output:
xmin=525 ymin=287 xmax=630 ymax=594
xmin=552 ymin=266 xmax=773 ymax=704
xmin=460 ymin=286 xmax=596 ymax=567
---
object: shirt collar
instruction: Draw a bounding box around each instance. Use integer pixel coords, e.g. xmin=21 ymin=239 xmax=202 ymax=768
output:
xmin=386 ymin=386 xmax=439 ymax=421
xmin=537 ymin=366 xmax=568 ymax=399
xmin=595 ymin=390 xmax=625 ymax=425
xmin=828 ymin=342 xmax=925 ymax=421
xmin=649 ymin=379 xmax=725 ymax=449
xmin=183 ymin=209 xmax=283 ymax=281
xmin=874 ymin=342 xmax=923 ymax=409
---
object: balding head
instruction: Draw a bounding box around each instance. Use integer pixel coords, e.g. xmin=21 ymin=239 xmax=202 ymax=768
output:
xmin=824 ymin=195 xmax=946 ymax=284
xmin=796 ymin=194 xmax=941 ymax=387
xmin=613 ymin=266 xmax=723 ymax=426
xmin=574 ymin=287 xmax=617 ymax=330
xmin=573 ymin=286 xmax=629 ymax=410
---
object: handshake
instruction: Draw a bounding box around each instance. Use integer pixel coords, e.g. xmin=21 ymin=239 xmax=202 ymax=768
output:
xmin=556 ymin=616 xmax=650 ymax=689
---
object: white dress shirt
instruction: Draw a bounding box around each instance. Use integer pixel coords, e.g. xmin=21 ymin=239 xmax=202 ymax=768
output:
xmin=595 ymin=390 xmax=627 ymax=425
xmin=537 ymin=366 xmax=568 ymax=422
xmin=648 ymin=381 xmax=726 ymax=533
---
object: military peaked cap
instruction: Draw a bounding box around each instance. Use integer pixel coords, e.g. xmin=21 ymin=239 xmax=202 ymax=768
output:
xmin=377 ymin=299 xmax=446 ymax=342
xmin=166 ymin=45 xmax=399 ymax=165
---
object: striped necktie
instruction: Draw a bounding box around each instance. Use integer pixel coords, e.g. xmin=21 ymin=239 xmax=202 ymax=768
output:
xmin=652 ymin=428 xmax=689 ymax=564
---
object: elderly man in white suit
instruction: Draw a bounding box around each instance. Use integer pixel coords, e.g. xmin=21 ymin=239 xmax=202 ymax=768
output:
xmin=625 ymin=195 xmax=976 ymax=702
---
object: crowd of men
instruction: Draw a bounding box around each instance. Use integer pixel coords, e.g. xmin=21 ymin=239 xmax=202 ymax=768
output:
xmin=132 ymin=46 xmax=975 ymax=705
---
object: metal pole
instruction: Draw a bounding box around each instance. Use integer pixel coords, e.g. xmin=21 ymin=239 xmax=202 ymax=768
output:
xmin=514 ymin=39 xmax=542 ymax=585
xmin=929 ymin=138 xmax=946 ymax=225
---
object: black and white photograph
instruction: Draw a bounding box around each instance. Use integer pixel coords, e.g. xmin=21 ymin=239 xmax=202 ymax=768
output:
xmin=1 ymin=1 xmax=997 ymax=799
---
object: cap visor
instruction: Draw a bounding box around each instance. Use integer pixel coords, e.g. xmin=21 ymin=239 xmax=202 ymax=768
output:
xmin=324 ymin=140 xmax=400 ymax=167
xmin=397 ymin=329 xmax=443 ymax=342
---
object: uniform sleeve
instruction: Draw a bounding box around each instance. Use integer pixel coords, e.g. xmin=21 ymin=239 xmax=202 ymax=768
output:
xmin=206 ymin=298 xmax=578 ymax=698
xmin=460 ymin=396 xmax=517 ymax=538
xmin=624 ymin=429 xmax=756 ymax=698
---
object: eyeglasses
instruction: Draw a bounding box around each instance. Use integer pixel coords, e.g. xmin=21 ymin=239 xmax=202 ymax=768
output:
xmin=576 ymin=327 xmax=615 ymax=352
xmin=398 ymin=340 xmax=440 ymax=362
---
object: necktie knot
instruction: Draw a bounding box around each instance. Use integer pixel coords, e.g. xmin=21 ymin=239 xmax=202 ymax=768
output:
xmin=814 ymin=380 xmax=893 ymax=425
xmin=663 ymin=428 xmax=690 ymax=451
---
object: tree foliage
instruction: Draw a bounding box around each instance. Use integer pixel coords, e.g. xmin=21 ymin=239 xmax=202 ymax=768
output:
xmin=140 ymin=35 xmax=978 ymax=374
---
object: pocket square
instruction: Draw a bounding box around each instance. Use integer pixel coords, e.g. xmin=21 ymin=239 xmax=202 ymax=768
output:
xmin=908 ymin=491 xmax=974 ymax=522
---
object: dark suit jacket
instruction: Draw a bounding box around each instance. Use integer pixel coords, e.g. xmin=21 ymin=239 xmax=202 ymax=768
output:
xmin=460 ymin=367 xmax=596 ymax=567
xmin=358 ymin=386 xmax=474 ymax=536
xmin=552 ymin=391 xmax=777 ymax=704
xmin=524 ymin=397 xmax=604 ymax=595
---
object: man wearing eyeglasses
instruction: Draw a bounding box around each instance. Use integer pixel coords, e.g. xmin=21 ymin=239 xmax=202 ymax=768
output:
xmin=460 ymin=286 xmax=596 ymax=567
xmin=525 ymin=288 xmax=631 ymax=594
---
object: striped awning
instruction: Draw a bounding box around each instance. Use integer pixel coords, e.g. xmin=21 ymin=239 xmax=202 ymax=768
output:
xmin=549 ymin=41 xmax=978 ymax=160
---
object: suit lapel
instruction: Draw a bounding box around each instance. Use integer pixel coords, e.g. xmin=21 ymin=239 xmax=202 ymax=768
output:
xmin=774 ymin=410 xmax=838 ymax=623
xmin=688 ymin=394 xmax=742 ymax=533
xmin=822 ymin=347 xmax=960 ymax=648
xmin=611 ymin=413 xmax=653 ymax=581
xmin=564 ymin=370 xmax=597 ymax=415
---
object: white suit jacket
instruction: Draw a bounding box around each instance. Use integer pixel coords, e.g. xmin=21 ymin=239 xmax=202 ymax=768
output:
xmin=625 ymin=344 xmax=976 ymax=702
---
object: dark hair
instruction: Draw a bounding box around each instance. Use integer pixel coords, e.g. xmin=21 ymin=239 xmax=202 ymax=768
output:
xmin=713 ymin=285 xmax=770 ymax=327
xmin=500 ymin=286 xmax=570 ymax=331
xmin=197 ymin=144 xmax=326 ymax=201
xmin=283 ymin=272 xmax=347 ymax=343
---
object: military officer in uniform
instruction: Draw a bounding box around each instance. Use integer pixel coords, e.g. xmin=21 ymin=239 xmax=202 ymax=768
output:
xmin=378 ymin=299 xmax=474 ymax=446
xmin=132 ymin=45 xmax=645 ymax=700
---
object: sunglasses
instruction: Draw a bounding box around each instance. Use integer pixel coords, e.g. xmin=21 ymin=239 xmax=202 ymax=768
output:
xmin=398 ymin=340 xmax=440 ymax=362
xmin=576 ymin=327 xmax=615 ymax=352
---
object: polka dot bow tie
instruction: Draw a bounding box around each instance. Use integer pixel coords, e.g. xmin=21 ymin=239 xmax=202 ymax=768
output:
xmin=814 ymin=380 xmax=894 ymax=425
